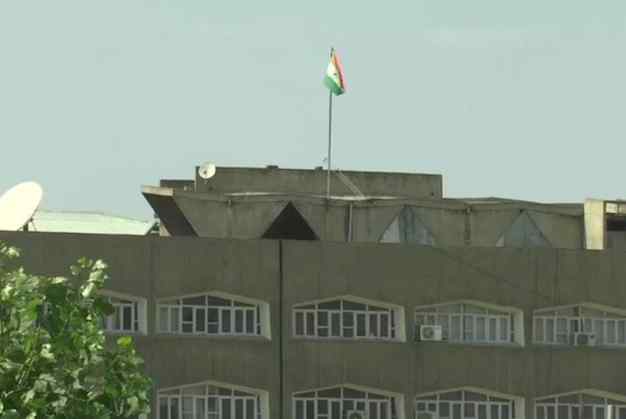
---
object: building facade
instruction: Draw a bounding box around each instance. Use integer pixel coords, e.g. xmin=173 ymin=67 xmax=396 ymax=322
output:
xmin=2 ymin=165 xmax=626 ymax=419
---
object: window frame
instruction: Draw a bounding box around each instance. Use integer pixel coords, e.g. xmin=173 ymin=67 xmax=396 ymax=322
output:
xmin=157 ymin=380 xmax=269 ymax=419
xmin=100 ymin=290 xmax=147 ymax=335
xmin=156 ymin=292 xmax=271 ymax=339
xmin=533 ymin=303 xmax=626 ymax=348
xmin=415 ymin=300 xmax=524 ymax=346
xmin=416 ymin=387 xmax=524 ymax=419
xmin=535 ymin=390 xmax=626 ymax=419
xmin=292 ymin=296 xmax=406 ymax=342
xmin=292 ymin=384 xmax=405 ymax=419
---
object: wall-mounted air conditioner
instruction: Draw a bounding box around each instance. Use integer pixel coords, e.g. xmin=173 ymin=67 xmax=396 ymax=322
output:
xmin=573 ymin=332 xmax=596 ymax=346
xmin=345 ymin=410 xmax=367 ymax=419
xmin=419 ymin=325 xmax=443 ymax=342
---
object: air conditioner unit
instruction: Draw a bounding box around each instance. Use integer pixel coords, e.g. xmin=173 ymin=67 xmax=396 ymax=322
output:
xmin=573 ymin=332 xmax=596 ymax=346
xmin=345 ymin=410 xmax=367 ymax=419
xmin=419 ymin=325 xmax=443 ymax=342
xmin=417 ymin=413 xmax=436 ymax=419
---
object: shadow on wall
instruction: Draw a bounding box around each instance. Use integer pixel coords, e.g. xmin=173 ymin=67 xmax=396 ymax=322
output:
xmin=262 ymin=203 xmax=319 ymax=241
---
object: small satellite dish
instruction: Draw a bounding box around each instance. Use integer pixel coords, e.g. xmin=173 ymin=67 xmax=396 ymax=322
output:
xmin=198 ymin=162 xmax=216 ymax=180
xmin=0 ymin=181 xmax=43 ymax=231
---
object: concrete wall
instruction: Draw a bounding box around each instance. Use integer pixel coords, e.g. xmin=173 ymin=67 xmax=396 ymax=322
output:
xmin=192 ymin=167 xmax=443 ymax=199
xmin=1 ymin=232 xmax=624 ymax=419
xmin=169 ymin=195 xmax=585 ymax=249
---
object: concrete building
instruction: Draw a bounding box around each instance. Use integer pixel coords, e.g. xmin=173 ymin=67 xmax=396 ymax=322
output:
xmin=2 ymin=165 xmax=626 ymax=419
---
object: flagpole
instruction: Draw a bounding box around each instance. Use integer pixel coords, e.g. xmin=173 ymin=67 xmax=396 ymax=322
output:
xmin=326 ymin=47 xmax=334 ymax=200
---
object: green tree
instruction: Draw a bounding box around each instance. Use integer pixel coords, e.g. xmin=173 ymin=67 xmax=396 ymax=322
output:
xmin=0 ymin=243 xmax=151 ymax=419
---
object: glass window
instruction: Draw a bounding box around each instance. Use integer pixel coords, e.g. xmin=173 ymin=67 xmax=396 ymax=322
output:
xmin=102 ymin=295 xmax=142 ymax=334
xmin=534 ymin=305 xmax=626 ymax=347
xmin=416 ymin=303 xmax=514 ymax=345
xmin=293 ymin=299 xmax=399 ymax=341
xmin=157 ymin=294 xmax=264 ymax=337
xmin=294 ymin=386 xmax=399 ymax=419
xmin=416 ymin=390 xmax=515 ymax=419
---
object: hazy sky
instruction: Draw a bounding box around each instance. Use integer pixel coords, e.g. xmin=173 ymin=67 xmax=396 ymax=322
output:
xmin=1 ymin=1 xmax=625 ymax=219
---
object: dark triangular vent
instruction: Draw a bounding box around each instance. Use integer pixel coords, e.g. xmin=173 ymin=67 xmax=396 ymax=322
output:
xmin=262 ymin=202 xmax=318 ymax=241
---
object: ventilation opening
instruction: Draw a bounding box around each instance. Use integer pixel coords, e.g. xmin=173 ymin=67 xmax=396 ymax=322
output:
xmin=262 ymin=202 xmax=318 ymax=241
xmin=607 ymin=215 xmax=626 ymax=231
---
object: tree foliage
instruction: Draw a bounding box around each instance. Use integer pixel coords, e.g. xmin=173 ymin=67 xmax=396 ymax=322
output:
xmin=0 ymin=243 xmax=151 ymax=419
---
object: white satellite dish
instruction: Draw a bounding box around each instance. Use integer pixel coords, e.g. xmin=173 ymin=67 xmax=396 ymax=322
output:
xmin=198 ymin=162 xmax=216 ymax=180
xmin=0 ymin=181 xmax=43 ymax=231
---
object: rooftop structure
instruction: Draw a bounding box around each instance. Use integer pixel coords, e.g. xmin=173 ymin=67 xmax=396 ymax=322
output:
xmin=30 ymin=210 xmax=156 ymax=235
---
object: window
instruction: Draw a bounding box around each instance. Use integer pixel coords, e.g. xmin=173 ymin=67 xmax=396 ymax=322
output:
xmin=158 ymin=381 xmax=268 ymax=419
xmin=100 ymin=292 xmax=147 ymax=335
xmin=293 ymin=297 xmax=405 ymax=341
xmin=533 ymin=304 xmax=626 ymax=347
xmin=416 ymin=388 xmax=522 ymax=419
xmin=157 ymin=293 xmax=270 ymax=338
xmin=535 ymin=391 xmax=626 ymax=419
xmin=293 ymin=385 xmax=403 ymax=419
xmin=415 ymin=301 xmax=522 ymax=345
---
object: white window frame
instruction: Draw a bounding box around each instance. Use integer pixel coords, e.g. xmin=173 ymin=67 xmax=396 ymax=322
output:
xmin=533 ymin=303 xmax=626 ymax=348
xmin=535 ymin=389 xmax=626 ymax=419
xmin=293 ymin=295 xmax=406 ymax=342
xmin=100 ymin=290 xmax=147 ymax=335
xmin=157 ymin=379 xmax=269 ymax=419
xmin=293 ymin=384 xmax=405 ymax=419
xmin=415 ymin=300 xmax=525 ymax=346
xmin=416 ymin=387 xmax=525 ymax=419
xmin=156 ymin=291 xmax=271 ymax=339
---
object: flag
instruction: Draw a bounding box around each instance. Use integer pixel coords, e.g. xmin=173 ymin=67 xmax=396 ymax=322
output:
xmin=324 ymin=49 xmax=346 ymax=96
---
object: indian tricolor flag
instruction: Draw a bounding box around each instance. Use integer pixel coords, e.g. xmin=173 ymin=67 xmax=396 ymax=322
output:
xmin=324 ymin=49 xmax=346 ymax=96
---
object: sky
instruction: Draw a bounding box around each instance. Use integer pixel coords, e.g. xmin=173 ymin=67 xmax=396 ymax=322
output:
xmin=1 ymin=1 xmax=625 ymax=220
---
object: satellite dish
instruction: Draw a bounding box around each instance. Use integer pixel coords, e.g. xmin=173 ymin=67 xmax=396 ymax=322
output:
xmin=0 ymin=182 xmax=43 ymax=231
xmin=198 ymin=162 xmax=216 ymax=180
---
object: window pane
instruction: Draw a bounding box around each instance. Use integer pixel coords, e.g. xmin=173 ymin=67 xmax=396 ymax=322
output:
xmin=246 ymin=310 xmax=255 ymax=334
xmin=306 ymin=400 xmax=314 ymax=419
xmin=235 ymin=310 xmax=244 ymax=333
xmin=608 ymin=320 xmax=617 ymax=344
xmin=535 ymin=318 xmax=544 ymax=342
xmin=222 ymin=310 xmax=232 ymax=333
xmin=476 ymin=317 xmax=486 ymax=341
xmin=195 ymin=309 xmax=206 ymax=333
xmin=318 ymin=311 xmax=328 ymax=326
xmin=369 ymin=314 xmax=378 ymax=337
xmin=235 ymin=399 xmax=244 ymax=419
xmin=160 ymin=307 xmax=169 ymax=332
xmin=464 ymin=316 xmax=474 ymax=341
xmin=594 ymin=319 xmax=605 ymax=343
xmin=380 ymin=314 xmax=389 ymax=338
xmin=489 ymin=318 xmax=497 ymax=342
xmin=491 ymin=404 xmax=500 ymax=419
xmin=619 ymin=320 xmax=626 ymax=344
xmin=171 ymin=308 xmax=180 ymax=332
xmin=451 ymin=316 xmax=461 ymax=341
xmin=295 ymin=400 xmax=304 ymax=419
xmin=357 ymin=313 xmax=366 ymax=337
xmin=170 ymin=398 xmax=179 ymax=419
xmin=306 ymin=312 xmax=315 ymax=336
xmin=331 ymin=313 xmax=341 ymax=336
xmin=222 ymin=399 xmax=231 ymax=419
xmin=500 ymin=318 xmax=509 ymax=341
xmin=123 ymin=306 xmax=132 ymax=330
xmin=183 ymin=307 xmax=193 ymax=322
xmin=246 ymin=399 xmax=254 ymax=419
